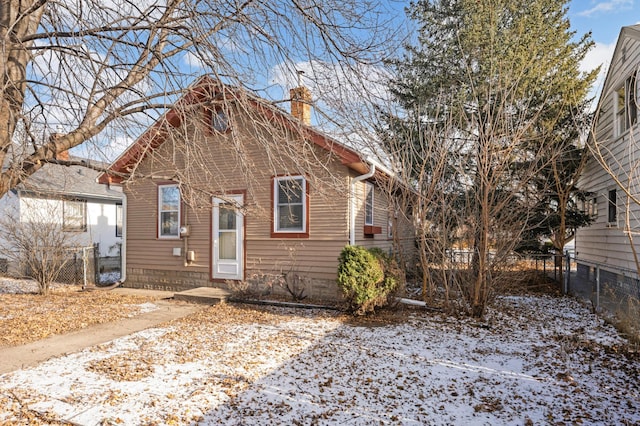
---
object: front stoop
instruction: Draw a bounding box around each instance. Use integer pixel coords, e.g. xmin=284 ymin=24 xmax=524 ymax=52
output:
xmin=173 ymin=287 xmax=232 ymax=305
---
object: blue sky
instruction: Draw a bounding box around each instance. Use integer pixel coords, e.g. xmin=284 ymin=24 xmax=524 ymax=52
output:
xmin=569 ymin=0 xmax=640 ymax=94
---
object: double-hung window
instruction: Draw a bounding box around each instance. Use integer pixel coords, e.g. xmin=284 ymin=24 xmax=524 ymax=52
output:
xmin=615 ymin=73 xmax=638 ymax=136
xmin=272 ymin=175 xmax=308 ymax=237
xmin=63 ymin=199 xmax=87 ymax=232
xmin=365 ymin=182 xmax=374 ymax=226
xmin=158 ymin=184 xmax=180 ymax=238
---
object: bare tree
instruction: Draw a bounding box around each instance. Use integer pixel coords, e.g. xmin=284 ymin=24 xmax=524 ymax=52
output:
xmin=374 ymin=0 xmax=596 ymax=317
xmin=0 ymin=0 xmax=402 ymax=198
xmin=0 ymin=199 xmax=83 ymax=295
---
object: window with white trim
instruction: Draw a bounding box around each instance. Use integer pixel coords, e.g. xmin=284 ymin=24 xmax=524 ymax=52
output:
xmin=273 ymin=176 xmax=307 ymax=233
xmin=615 ymin=72 xmax=638 ymax=136
xmin=364 ymin=182 xmax=374 ymax=226
xmin=63 ymin=200 xmax=86 ymax=232
xmin=158 ymin=184 xmax=180 ymax=238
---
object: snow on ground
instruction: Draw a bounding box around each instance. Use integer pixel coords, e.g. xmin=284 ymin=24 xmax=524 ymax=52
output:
xmin=1 ymin=295 xmax=639 ymax=425
xmin=99 ymin=271 xmax=121 ymax=284
xmin=0 ymin=277 xmax=46 ymax=294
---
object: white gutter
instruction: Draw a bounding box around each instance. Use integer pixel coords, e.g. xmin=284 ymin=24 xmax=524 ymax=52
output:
xmin=349 ymin=159 xmax=376 ymax=246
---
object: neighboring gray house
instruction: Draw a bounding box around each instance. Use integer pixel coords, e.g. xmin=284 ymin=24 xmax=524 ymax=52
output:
xmin=576 ymin=24 xmax=640 ymax=280
xmin=0 ymin=156 xmax=123 ymax=277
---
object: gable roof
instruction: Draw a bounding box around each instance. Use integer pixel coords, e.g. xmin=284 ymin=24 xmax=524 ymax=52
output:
xmin=98 ymin=75 xmax=375 ymax=184
xmin=592 ymin=24 xmax=640 ymax=116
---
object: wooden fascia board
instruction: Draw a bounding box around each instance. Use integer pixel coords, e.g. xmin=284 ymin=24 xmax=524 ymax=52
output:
xmin=97 ymin=124 xmax=168 ymax=184
xmin=98 ymin=76 xmax=223 ymax=185
xmin=98 ymin=75 xmax=377 ymax=183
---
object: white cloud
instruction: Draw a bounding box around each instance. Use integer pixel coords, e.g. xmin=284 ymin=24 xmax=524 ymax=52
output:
xmin=269 ymin=60 xmax=393 ymax=151
xmin=580 ymin=41 xmax=617 ymax=99
xmin=578 ymin=0 xmax=635 ymax=17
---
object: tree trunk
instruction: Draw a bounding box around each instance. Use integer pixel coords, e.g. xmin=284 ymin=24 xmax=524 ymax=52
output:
xmin=0 ymin=1 xmax=46 ymax=170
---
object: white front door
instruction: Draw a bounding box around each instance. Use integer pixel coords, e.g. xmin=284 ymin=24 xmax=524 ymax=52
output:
xmin=212 ymin=195 xmax=244 ymax=280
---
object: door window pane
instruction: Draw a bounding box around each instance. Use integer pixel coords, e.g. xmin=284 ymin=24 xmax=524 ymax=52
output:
xmin=219 ymin=204 xmax=236 ymax=230
xmin=219 ymin=231 xmax=237 ymax=260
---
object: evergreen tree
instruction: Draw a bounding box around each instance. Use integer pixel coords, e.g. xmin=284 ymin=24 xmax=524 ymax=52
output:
xmin=386 ymin=0 xmax=597 ymax=316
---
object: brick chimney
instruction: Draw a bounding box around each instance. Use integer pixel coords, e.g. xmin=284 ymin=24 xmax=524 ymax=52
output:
xmin=56 ymin=150 xmax=70 ymax=161
xmin=49 ymin=133 xmax=69 ymax=161
xmin=290 ymin=86 xmax=312 ymax=125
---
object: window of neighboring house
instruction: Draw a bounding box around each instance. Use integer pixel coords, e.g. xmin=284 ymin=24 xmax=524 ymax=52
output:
xmin=115 ymin=203 xmax=123 ymax=237
xmin=615 ymin=72 xmax=638 ymax=136
xmin=272 ymin=175 xmax=308 ymax=237
xmin=585 ymin=197 xmax=598 ymax=219
xmin=388 ymin=206 xmax=399 ymax=240
xmin=63 ymin=200 xmax=87 ymax=232
xmin=608 ymin=189 xmax=617 ymax=224
xmin=158 ymin=184 xmax=180 ymax=238
xmin=365 ymin=182 xmax=374 ymax=226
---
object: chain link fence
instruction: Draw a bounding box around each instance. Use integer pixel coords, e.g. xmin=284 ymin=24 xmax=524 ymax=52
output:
xmin=2 ymin=244 xmax=121 ymax=288
xmin=51 ymin=246 xmax=97 ymax=288
xmin=446 ymin=249 xmax=562 ymax=276
xmin=566 ymin=255 xmax=640 ymax=340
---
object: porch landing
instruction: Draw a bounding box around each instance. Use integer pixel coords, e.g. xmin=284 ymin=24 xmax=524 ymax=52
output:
xmin=173 ymin=287 xmax=232 ymax=305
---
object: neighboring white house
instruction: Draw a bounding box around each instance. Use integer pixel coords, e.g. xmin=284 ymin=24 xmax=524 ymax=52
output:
xmin=0 ymin=159 xmax=123 ymax=276
xmin=576 ymin=24 xmax=640 ymax=281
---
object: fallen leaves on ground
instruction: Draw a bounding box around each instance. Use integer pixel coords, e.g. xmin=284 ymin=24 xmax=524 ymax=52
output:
xmin=0 ymin=297 xmax=639 ymax=425
xmin=0 ymin=282 xmax=160 ymax=348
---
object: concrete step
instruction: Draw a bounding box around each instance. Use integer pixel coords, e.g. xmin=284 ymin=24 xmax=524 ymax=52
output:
xmin=173 ymin=287 xmax=232 ymax=305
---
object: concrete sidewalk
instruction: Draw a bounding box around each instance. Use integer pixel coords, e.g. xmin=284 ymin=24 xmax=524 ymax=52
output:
xmin=0 ymin=292 xmax=204 ymax=375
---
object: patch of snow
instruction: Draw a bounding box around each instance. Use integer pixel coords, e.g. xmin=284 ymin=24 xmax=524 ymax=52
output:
xmin=0 ymin=277 xmax=40 ymax=294
xmin=99 ymin=271 xmax=121 ymax=284
xmin=0 ymin=295 xmax=638 ymax=425
xmin=129 ymin=302 xmax=160 ymax=316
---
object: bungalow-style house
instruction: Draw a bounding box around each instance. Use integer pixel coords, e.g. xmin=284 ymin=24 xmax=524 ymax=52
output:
xmin=576 ymin=24 xmax=640 ymax=283
xmin=0 ymin=155 xmax=123 ymax=278
xmin=98 ymin=76 xmax=416 ymax=300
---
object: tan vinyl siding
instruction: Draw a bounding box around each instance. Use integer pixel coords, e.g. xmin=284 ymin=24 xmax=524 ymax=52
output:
xmin=350 ymin=176 xmax=417 ymax=267
xmin=124 ymin=102 xmax=356 ymax=286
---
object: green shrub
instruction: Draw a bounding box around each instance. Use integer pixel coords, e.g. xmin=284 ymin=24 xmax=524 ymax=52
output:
xmin=337 ymin=245 xmax=399 ymax=314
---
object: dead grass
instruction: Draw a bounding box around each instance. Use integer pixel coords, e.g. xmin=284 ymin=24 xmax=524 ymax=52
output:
xmin=0 ymin=285 xmax=160 ymax=348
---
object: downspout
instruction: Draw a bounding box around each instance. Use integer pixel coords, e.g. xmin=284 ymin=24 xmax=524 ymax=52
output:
xmin=118 ymin=191 xmax=127 ymax=285
xmin=350 ymin=161 xmax=376 ymax=246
